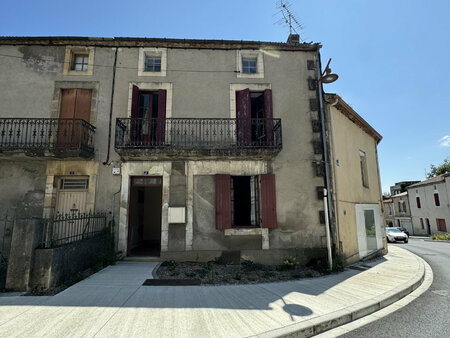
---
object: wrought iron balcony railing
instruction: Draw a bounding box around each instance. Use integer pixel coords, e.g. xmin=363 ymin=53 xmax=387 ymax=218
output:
xmin=0 ymin=118 xmax=96 ymax=157
xmin=115 ymin=118 xmax=282 ymax=155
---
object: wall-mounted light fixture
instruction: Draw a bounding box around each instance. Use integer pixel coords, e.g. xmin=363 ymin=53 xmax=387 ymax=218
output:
xmin=316 ymin=58 xmax=339 ymax=84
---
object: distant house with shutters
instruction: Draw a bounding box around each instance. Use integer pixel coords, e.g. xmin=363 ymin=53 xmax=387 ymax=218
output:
xmin=407 ymin=173 xmax=450 ymax=236
xmin=0 ymin=35 xmax=384 ymax=265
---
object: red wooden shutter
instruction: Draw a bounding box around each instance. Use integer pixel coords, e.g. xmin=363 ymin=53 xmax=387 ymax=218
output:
xmin=156 ymin=89 xmax=167 ymax=146
xmin=236 ymin=88 xmax=251 ymax=146
xmin=263 ymin=89 xmax=274 ymax=146
xmin=260 ymin=174 xmax=277 ymax=228
xmin=215 ymin=174 xmax=231 ymax=230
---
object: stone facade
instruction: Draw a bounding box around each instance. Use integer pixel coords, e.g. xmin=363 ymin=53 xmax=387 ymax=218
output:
xmin=0 ymin=36 xmax=382 ymax=265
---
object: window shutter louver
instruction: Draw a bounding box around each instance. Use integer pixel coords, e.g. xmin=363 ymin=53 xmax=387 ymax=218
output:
xmin=215 ymin=174 xmax=232 ymax=230
xmin=260 ymin=174 xmax=277 ymax=228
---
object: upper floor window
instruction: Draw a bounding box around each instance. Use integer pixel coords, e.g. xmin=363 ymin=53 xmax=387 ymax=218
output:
xmin=63 ymin=46 xmax=95 ymax=76
xmin=434 ymin=188 xmax=440 ymax=207
xmin=72 ymin=54 xmax=89 ymax=71
xmin=387 ymin=204 xmax=392 ymax=216
xmin=242 ymin=58 xmax=257 ymax=74
xmin=145 ymin=56 xmax=161 ymax=72
xmin=398 ymin=200 xmax=407 ymax=213
xmin=360 ymin=151 xmax=369 ymax=188
xmin=416 ymin=196 xmax=421 ymax=208
xmin=237 ymin=50 xmax=264 ymax=78
xmin=138 ymin=48 xmax=167 ymax=77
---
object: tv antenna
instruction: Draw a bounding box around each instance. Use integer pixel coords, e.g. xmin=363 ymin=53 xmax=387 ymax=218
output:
xmin=275 ymin=0 xmax=303 ymax=36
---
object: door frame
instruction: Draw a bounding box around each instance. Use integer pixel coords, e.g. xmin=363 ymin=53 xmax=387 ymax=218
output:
xmin=127 ymin=175 xmax=163 ymax=256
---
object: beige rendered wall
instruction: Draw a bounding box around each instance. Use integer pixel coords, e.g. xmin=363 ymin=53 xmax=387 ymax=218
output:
xmin=328 ymin=105 xmax=384 ymax=264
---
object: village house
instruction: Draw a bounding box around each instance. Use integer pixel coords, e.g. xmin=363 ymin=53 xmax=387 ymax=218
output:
xmin=407 ymin=173 xmax=450 ymax=235
xmin=0 ymin=35 xmax=385 ymax=271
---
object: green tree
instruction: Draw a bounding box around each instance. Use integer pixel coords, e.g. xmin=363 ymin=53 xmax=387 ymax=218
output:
xmin=426 ymin=158 xmax=450 ymax=179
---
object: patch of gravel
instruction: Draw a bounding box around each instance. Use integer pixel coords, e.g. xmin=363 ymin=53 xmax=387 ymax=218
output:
xmin=156 ymin=260 xmax=326 ymax=285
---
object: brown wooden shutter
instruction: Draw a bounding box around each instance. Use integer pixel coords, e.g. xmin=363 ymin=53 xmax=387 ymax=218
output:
xmin=236 ymin=88 xmax=251 ymax=146
xmin=130 ymin=85 xmax=139 ymax=144
xmin=74 ymin=89 xmax=92 ymax=122
xmin=260 ymin=174 xmax=277 ymax=228
xmin=215 ymin=174 xmax=231 ymax=230
xmin=60 ymin=89 xmax=77 ymax=118
xmin=156 ymin=89 xmax=167 ymax=146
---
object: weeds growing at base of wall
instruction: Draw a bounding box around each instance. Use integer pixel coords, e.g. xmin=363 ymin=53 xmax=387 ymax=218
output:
xmin=432 ymin=233 xmax=450 ymax=241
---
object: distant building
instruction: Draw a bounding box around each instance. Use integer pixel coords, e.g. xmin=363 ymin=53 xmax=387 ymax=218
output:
xmin=390 ymin=181 xmax=419 ymax=196
xmin=383 ymin=192 xmax=413 ymax=233
xmin=407 ymin=173 xmax=450 ymax=235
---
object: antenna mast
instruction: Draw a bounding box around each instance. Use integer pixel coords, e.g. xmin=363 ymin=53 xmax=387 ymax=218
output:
xmin=275 ymin=0 xmax=303 ymax=38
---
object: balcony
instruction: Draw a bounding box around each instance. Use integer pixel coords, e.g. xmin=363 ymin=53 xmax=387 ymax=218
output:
xmin=0 ymin=118 xmax=95 ymax=158
xmin=115 ymin=118 xmax=282 ymax=160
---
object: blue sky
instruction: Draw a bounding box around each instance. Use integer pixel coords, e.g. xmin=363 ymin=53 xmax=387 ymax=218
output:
xmin=1 ymin=0 xmax=449 ymax=193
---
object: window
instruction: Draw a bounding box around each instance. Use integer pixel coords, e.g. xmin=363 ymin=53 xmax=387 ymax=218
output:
xmin=360 ymin=151 xmax=369 ymax=188
xmin=72 ymin=54 xmax=89 ymax=71
xmin=242 ymin=58 xmax=257 ymax=74
xmin=398 ymin=200 xmax=406 ymax=213
xmin=416 ymin=196 xmax=421 ymax=208
xmin=138 ymin=48 xmax=167 ymax=76
xmin=434 ymin=192 xmax=440 ymax=207
xmin=63 ymin=46 xmax=95 ymax=75
xmin=215 ymin=174 xmax=277 ymax=229
xmin=145 ymin=57 xmax=161 ymax=72
xmin=420 ymin=218 xmax=424 ymax=229
xmin=237 ymin=50 xmax=264 ymax=78
xmin=59 ymin=178 xmax=89 ymax=190
xmin=437 ymin=218 xmax=447 ymax=232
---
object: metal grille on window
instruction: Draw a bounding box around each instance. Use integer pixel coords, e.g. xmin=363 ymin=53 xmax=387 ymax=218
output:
xmin=133 ymin=177 xmax=162 ymax=186
xmin=60 ymin=178 xmax=89 ymax=190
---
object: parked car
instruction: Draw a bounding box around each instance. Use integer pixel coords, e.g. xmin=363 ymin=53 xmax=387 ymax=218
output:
xmin=386 ymin=227 xmax=408 ymax=243
xmin=395 ymin=227 xmax=410 ymax=237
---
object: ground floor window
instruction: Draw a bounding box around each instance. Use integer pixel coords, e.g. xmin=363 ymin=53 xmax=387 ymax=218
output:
xmin=215 ymin=173 xmax=277 ymax=230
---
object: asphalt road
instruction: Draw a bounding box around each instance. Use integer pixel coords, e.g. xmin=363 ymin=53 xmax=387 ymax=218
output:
xmin=340 ymin=239 xmax=450 ymax=338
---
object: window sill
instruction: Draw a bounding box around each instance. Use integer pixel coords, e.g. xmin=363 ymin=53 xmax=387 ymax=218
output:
xmin=224 ymin=228 xmax=268 ymax=236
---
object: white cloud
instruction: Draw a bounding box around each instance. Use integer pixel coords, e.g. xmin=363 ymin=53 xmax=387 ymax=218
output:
xmin=439 ymin=135 xmax=450 ymax=147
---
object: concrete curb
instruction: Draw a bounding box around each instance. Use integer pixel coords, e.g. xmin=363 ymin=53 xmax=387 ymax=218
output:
xmin=256 ymin=248 xmax=426 ymax=338
xmin=423 ymin=239 xmax=450 ymax=244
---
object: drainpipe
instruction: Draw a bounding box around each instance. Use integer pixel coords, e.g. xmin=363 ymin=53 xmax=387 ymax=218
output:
xmin=323 ymin=188 xmax=333 ymax=270
xmin=316 ymin=51 xmax=336 ymax=258
xmin=103 ymin=47 xmax=118 ymax=165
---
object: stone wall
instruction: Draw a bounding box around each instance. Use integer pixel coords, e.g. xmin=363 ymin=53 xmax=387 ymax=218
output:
xmin=30 ymin=235 xmax=107 ymax=290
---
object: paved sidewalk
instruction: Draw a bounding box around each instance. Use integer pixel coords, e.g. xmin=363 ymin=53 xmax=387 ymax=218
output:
xmin=0 ymin=246 xmax=427 ymax=338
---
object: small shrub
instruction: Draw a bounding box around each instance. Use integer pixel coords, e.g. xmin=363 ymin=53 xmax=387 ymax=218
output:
xmin=184 ymin=271 xmax=197 ymax=278
xmin=213 ymin=256 xmax=227 ymax=265
xmin=207 ymin=266 xmax=216 ymax=284
xmin=263 ymin=271 xmax=275 ymax=278
xmin=243 ymin=260 xmax=264 ymax=271
xmin=170 ymin=270 xmax=180 ymax=277
xmin=283 ymin=256 xmax=299 ymax=270
xmin=222 ymin=276 xmax=231 ymax=283
xmin=432 ymin=233 xmax=450 ymax=241
xmin=234 ymin=273 xmax=242 ymax=281
xmin=332 ymin=255 xmax=344 ymax=272
xmin=161 ymin=260 xmax=176 ymax=267
xmin=247 ymin=276 xmax=257 ymax=282
xmin=305 ymin=271 xmax=314 ymax=278
xmin=196 ymin=269 xmax=208 ymax=278
xmin=291 ymin=272 xmax=302 ymax=279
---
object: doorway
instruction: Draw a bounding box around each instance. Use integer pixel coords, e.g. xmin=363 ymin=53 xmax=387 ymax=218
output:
xmin=425 ymin=218 xmax=431 ymax=235
xmin=128 ymin=177 xmax=162 ymax=256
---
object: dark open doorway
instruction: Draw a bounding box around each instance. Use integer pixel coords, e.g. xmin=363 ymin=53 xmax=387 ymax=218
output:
xmin=128 ymin=177 xmax=162 ymax=256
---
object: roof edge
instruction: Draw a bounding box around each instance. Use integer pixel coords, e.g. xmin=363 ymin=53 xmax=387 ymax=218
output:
xmin=325 ymin=93 xmax=382 ymax=143
xmin=0 ymin=36 xmax=321 ymax=51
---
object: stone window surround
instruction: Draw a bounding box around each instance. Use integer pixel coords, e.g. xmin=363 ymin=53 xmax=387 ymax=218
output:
xmin=63 ymin=46 xmax=95 ymax=76
xmin=138 ymin=47 xmax=167 ymax=77
xmin=236 ymin=50 xmax=264 ymax=79
xmin=51 ymin=81 xmax=100 ymax=126
xmin=43 ymin=160 xmax=99 ymax=218
xmin=127 ymin=82 xmax=173 ymax=118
